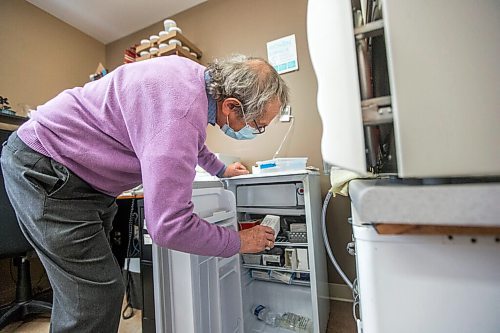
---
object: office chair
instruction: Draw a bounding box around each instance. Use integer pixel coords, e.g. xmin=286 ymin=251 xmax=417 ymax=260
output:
xmin=0 ymin=130 xmax=52 ymax=330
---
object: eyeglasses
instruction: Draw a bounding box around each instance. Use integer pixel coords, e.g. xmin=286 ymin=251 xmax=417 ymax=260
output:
xmin=252 ymin=120 xmax=266 ymax=135
xmin=232 ymin=97 xmax=266 ymax=135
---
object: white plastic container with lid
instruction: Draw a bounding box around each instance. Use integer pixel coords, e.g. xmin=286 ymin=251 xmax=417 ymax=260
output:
xmin=168 ymin=26 xmax=182 ymax=34
xmin=256 ymin=158 xmax=308 ymax=173
xmin=140 ymin=39 xmax=150 ymax=45
xmin=159 ymin=31 xmax=169 ymax=37
xmin=149 ymin=35 xmax=159 ymax=43
xmin=149 ymin=47 xmax=159 ymax=55
xmin=163 ymin=19 xmax=176 ymax=31
xmin=168 ymin=39 xmax=182 ymax=46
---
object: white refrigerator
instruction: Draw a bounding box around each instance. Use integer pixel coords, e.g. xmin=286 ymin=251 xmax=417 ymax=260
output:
xmin=152 ymin=171 xmax=329 ymax=333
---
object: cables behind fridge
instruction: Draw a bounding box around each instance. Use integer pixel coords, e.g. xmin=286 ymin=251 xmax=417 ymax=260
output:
xmin=122 ymin=198 xmax=139 ymax=320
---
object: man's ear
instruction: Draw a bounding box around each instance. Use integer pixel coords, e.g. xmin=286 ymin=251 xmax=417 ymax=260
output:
xmin=221 ymin=98 xmax=239 ymax=115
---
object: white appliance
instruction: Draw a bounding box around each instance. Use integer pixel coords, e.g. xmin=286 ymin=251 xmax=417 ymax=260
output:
xmin=307 ymin=0 xmax=500 ymax=177
xmin=152 ymin=171 xmax=329 ymax=332
xmin=307 ymin=1 xmax=500 ymax=332
xmin=349 ymin=180 xmax=500 ymax=333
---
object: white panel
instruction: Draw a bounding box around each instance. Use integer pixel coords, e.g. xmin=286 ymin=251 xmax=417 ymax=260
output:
xmin=350 ymin=182 xmax=500 ymax=332
xmin=349 ymin=180 xmax=500 ymax=226
xmin=383 ymin=0 xmax=500 ymax=177
xmin=307 ymin=0 xmax=368 ymax=175
xmin=236 ymin=183 xmax=298 ymax=207
xmin=352 ymin=223 xmax=500 ymax=333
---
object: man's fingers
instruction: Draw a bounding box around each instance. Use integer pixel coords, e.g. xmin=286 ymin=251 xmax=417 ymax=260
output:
xmin=261 ymin=226 xmax=275 ymax=235
xmin=266 ymin=233 xmax=275 ymax=241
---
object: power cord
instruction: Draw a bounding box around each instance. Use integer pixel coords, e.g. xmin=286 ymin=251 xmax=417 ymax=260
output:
xmin=273 ymin=116 xmax=295 ymax=159
xmin=321 ymin=191 xmax=354 ymax=289
xmin=122 ymin=198 xmax=138 ymax=320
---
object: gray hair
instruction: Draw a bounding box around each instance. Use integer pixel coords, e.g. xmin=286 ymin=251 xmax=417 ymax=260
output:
xmin=205 ymin=54 xmax=289 ymax=122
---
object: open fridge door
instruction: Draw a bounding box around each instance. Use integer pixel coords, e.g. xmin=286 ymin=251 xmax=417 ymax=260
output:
xmin=152 ymin=187 xmax=244 ymax=333
xmin=307 ymin=0 xmax=368 ymax=175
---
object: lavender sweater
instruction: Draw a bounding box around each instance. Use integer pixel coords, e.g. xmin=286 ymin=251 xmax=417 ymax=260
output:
xmin=17 ymin=56 xmax=240 ymax=257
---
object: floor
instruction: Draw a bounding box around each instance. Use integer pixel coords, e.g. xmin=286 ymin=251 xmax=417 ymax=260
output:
xmin=1 ymin=300 xmax=356 ymax=333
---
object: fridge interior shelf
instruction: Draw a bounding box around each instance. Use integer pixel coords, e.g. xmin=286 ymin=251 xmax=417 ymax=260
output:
xmin=236 ymin=207 xmax=305 ymax=216
xmin=203 ymin=211 xmax=235 ymax=224
xmin=242 ymin=264 xmax=310 ymax=274
xmin=274 ymin=242 xmax=308 ymax=247
xmin=251 ymin=276 xmax=311 ymax=287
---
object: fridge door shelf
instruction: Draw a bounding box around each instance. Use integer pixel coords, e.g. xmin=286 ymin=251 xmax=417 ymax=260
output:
xmin=242 ymin=264 xmax=310 ymax=274
xmin=251 ymin=276 xmax=311 ymax=287
xmin=236 ymin=207 xmax=305 ymax=216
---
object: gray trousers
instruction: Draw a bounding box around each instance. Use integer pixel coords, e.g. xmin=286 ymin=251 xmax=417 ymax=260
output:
xmin=1 ymin=132 xmax=124 ymax=333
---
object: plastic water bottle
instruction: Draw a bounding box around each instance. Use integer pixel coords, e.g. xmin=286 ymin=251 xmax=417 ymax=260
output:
xmin=252 ymin=304 xmax=281 ymax=326
xmin=279 ymin=312 xmax=313 ymax=333
xmin=252 ymin=305 xmax=313 ymax=333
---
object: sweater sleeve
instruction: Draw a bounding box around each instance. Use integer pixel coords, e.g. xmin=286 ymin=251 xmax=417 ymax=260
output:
xmin=139 ymin=122 xmax=240 ymax=257
xmin=197 ymin=144 xmax=225 ymax=176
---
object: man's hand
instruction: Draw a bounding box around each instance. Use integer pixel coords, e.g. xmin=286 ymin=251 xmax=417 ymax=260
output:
xmin=239 ymin=225 xmax=275 ymax=253
xmin=223 ymin=162 xmax=249 ymax=177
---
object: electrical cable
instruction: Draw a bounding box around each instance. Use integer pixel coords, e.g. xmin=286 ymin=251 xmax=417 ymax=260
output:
xmin=273 ymin=116 xmax=295 ymax=159
xmin=321 ymin=191 xmax=354 ymax=290
xmin=122 ymin=198 xmax=137 ymax=320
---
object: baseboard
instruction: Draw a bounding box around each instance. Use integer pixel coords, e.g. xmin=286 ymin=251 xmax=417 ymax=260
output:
xmin=329 ymin=283 xmax=353 ymax=302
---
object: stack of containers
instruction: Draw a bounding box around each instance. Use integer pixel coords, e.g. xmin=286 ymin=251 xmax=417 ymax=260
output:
xmin=134 ymin=18 xmax=200 ymax=62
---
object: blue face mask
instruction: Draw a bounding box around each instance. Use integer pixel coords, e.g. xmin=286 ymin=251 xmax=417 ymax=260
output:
xmin=221 ymin=103 xmax=257 ymax=140
xmin=221 ymin=122 xmax=257 ymax=140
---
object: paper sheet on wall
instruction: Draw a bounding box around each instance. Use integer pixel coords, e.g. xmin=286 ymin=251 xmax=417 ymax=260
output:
xmin=266 ymin=34 xmax=299 ymax=74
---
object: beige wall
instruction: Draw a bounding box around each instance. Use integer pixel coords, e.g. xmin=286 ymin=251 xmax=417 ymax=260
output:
xmin=0 ymin=0 xmax=105 ymax=127
xmin=107 ymin=0 xmax=356 ymax=286
xmin=0 ymin=0 xmax=105 ymax=305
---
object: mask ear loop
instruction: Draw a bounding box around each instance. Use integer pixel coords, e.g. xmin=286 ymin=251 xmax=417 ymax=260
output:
xmin=237 ymin=102 xmax=249 ymax=125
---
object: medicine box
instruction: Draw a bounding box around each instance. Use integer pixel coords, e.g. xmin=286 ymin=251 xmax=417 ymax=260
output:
xmin=260 ymin=215 xmax=280 ymax=240
xmin=290 ymin=223 xmax=307 ymax=233
xmin=296 ymin=248 xmax=309 ymax=271
xmin=262 ymin=254 xmax=282 ymax=267
xmin=270 ymin=270 xmax=293 ymax=284
xmin=287 ymin=231 xmax=308 ymax=243
xmin=241 ymin=254 xmax=262 ymax=265
xmin=251 ymin=270 xmax=270 ymax=281
xmin=284 ymin=248 xmax=298 ymax=269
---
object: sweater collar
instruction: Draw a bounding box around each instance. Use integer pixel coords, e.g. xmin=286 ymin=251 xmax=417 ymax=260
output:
xmin=204 ymin=71 xmax=217 ymax=126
